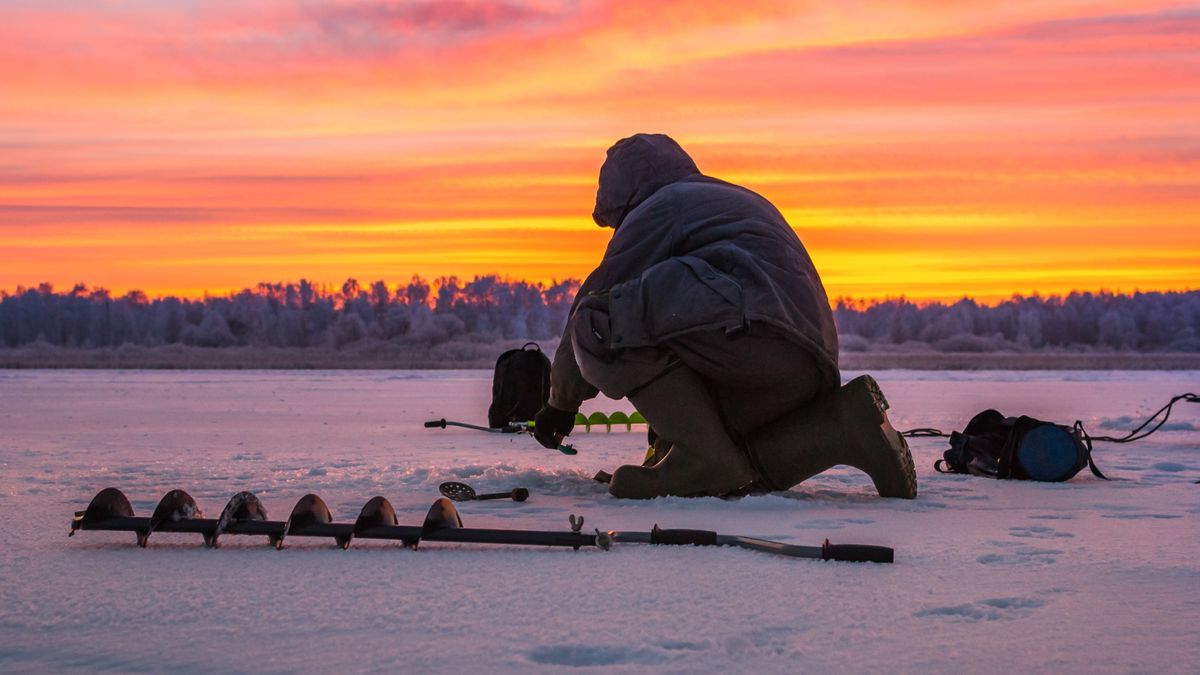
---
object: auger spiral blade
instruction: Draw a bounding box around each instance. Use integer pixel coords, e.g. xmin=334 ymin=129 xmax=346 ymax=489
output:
xmin=281 ymin=493 xmax=350 ymax=550
xmin=354 ymin=496 xmax=398 ymax=530
xmin=210 ymin=491 xmax=272 ymax=548
xmin=70 ymin=487 xmax=135 ymax=536
xmin=352 ymin=496 xmax=419 ymax=547
xmin=417 ymin=497 xmax=462 ymax=548
xmin=143 ymin=489 xmax=203 ymax=548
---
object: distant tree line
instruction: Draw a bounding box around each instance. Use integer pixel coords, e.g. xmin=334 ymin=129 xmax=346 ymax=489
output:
xmin=0 ymin=277 xmax=577 ymax=350
xmin=834 ymin=291 xmax=1200 ymax=352
xmin=1 ymin=280 xmax=1196 ymax=352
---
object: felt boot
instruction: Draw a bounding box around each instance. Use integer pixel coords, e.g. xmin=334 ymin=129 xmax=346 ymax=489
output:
xmin=608 ymin=366 xmax=756 ymax=499
xmin=744 ymin=375 xmax=917 ymax=498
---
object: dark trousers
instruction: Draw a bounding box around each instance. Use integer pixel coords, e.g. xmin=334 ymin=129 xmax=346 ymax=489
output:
xmin=575 ymin=313 xmax=828 ymax=442
xmin=663 ymin=325 xmax=827 ymax=440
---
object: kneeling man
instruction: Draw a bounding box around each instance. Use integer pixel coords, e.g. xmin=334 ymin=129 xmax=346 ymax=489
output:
xmin=534 ymin=134 xmax=916 ymax=500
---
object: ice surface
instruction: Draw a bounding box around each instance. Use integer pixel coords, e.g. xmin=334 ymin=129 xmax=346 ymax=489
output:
xmin=1 ymin=369 xmax=1197 ymax=673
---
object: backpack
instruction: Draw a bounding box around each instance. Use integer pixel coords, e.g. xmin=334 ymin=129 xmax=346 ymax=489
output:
xmin=934 ymin=409 xmax=1107 ymax=482
xmin=487 ymin=343 xmax=552 ymax=429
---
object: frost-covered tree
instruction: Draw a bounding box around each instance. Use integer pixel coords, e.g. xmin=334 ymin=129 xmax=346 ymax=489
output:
xmin=2 ymin=281 xmax=1196 ymax=353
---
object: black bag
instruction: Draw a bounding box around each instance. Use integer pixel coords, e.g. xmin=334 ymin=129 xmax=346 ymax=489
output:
xmin=487 ymin=342 xmax=552 ymax=429
xmin=935 ymin=409 xmax=1107 ymax=482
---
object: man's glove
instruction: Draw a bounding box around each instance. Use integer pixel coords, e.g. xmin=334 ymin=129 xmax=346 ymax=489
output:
xmin=533 ymin=405 xmax=576 ymax=450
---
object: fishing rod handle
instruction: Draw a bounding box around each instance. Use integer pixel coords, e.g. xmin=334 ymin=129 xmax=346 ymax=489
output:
xmin=821 ymin=539 xmax=894 ymax=563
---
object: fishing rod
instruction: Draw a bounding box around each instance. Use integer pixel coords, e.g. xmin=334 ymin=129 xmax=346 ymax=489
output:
xmin=423 ymin=418 xmax=579 ymax=455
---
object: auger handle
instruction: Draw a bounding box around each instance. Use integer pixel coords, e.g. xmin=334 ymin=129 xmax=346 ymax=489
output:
xmin=424 ymin=419 xmax=447 ymax=428
xmin=821 ymin=539 xmax=894 ymax=563
xmin=650 ymin=527 xmax=718 ymax=546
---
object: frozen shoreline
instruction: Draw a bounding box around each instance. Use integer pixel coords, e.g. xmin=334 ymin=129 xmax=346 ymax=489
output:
xmin=3 ymin=345 xmax=1199 ymax=370
xmin=1 ymin=369 xmax=1197 ymax=673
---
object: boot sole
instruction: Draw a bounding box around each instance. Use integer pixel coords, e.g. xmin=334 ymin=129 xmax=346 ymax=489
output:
xmin=857 ymin=376 xmax=919 ymax=499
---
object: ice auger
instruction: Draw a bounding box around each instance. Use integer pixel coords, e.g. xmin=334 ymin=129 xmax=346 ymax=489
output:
xmin=69 ymin=487 xmax=895 ymax=562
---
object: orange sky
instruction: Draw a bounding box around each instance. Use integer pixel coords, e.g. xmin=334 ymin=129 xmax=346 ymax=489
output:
xmin=1 ymin=0 xmax=1197 ymax=302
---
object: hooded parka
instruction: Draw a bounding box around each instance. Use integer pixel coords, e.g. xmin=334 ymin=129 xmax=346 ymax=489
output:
xmin=549 ymin=133 xmax=839 ymax=411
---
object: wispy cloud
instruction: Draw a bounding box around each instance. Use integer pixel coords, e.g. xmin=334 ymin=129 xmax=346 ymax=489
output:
xmin=0 ymin=1 xmax=1196 ymax=300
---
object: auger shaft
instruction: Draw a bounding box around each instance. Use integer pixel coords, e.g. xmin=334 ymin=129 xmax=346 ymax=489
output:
xmin=71 ymin=515 xmax=598 ymax=549
xmin=414 ymin=527 xmax=596 ymax=548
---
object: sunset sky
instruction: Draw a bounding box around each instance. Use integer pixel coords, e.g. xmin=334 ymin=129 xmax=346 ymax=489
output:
xmin=1 ymin=0 xmax=1197 ymax=302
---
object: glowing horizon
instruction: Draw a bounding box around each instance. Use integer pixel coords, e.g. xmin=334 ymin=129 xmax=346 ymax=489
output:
xmin=2 ymin=1 xmax=1197 ymax=303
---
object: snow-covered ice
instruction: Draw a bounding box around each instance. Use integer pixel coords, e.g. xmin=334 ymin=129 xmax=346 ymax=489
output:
xmin=1 ymin=369 xmax=1197 ymax=673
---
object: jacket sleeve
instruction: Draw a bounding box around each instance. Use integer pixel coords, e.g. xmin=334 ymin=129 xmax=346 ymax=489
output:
xmin=547 ymin=326 xmax=598 ymax=411
xmin=545 ymin=197 xmax=675 ymax=410
xmin=547 ymin=272 xmax=603 ymax=411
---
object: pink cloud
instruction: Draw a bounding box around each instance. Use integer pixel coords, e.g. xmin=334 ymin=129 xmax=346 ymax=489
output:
xmin=9 ymin=1 xmax=1143 ymax=93
xmin=547 ymin=8 xmax=1200 ymax=112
